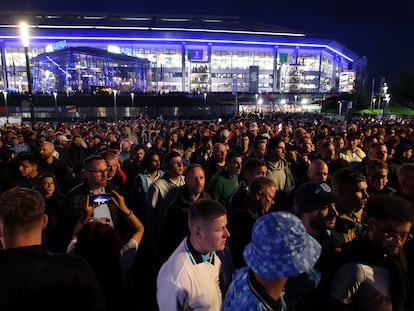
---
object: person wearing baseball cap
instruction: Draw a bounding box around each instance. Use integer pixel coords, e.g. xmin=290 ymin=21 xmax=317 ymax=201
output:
xmin=285 ymin=180 xmax=340 ymax=310
xmin=223 ymin=211 xmax=321 ymax=310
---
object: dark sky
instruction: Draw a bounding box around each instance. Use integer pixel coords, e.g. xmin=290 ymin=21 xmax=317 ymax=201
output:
xmin=4 ymin=0 xmax=414 ymax=87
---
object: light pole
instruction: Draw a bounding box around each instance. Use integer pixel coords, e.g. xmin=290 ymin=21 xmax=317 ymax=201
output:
xmin=20 ymin=22 xmax=34 ymax=127
xmin=257 ymin=97 xmax=263 ymax=112
xmin=382 ymin=82 xmax=390 ymax=118
xmin=255 ymin=93 xmax=259 ymax=112
xmin=113 ymin=90 xmax=117 ymax=121
xmin=384 ymin=94 xmax=391 ymax=118
xmin=203 ymin=92 xmax=207 ymax=114
xmin=53 ymin=91 xmax=58 ymax=122
xmin=130 ymin=92 xmax=134 ymax=106
xmin=3 ymin=91 xmax=8 ymax=125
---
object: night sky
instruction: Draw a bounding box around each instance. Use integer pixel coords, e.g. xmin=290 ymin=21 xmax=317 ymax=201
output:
xmin=4 ymin=0 xmax=414 ymax=89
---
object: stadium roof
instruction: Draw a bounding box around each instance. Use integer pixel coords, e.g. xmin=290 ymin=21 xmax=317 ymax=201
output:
xmin=0 ymin=12 xmax=358 ymax=60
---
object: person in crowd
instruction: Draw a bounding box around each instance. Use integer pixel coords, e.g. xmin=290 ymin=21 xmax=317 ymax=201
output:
xmin=227 ymin=157 xmax=267 ymax=208
xmin=67 ymin=190 xmax=144 ymax=311
xmin=37 ymin=172 xmax=66 ymax=252
xmin=10 ymin=153 xmax=41 ymax=189
xmin=0 ymin=186 xmax=107 ymax=311
xmin=365 ymin=159 xmax=395 ymax=195
xmin=360 ymin=135 xmax=379 ymax=155
xmin=25 ymin=130 xmax=41 ymax=155
xmin=232 ymin=132 xmax=251 ymax=163
xmin=387 ymin=142 xmax=413 ymax=189
xmin=0 ymin=147 xmax=18 ymax=193
xmin=118 ymin=138 xmax=133 ymax=163
xmin=284 ymin=158 xmax=330 ymax=213
xmin=148 ymin=135 xmax=167 ymax=159
xmin=204 ymin=142 xmax=228 ymax=184
xmin=227 ymin=175 xmax=277 ymax=269
xmin=250 ymin=138 xmax=267 ymax=161
xmin=38 ymin=141 xmax=74 ymax=193
xmin=59 ymin=154 xmax=131 ymax=250
xmin=266 ymin=136 xmax=295 ymax=210
xmin=331 ymin=168 xmax=369 ymax=249
xmin=157 ymin=199 xmax=230 ymax=311
xmin=393 ymin=163 xmax=414 ymax=206
xmin=190 ymin=135 xmax=213 ymax=167
xmin=129 ymin=150 xmax=164 ymax=219
xmin=338 ymin=131 xmax=366 ymax=166
xmin=287 ymin=180 xmax=340 ymax=311
xmin=55 ymin=134 xmax=71 ymax=167
xmin=291 ymin=135 xmax=315 ymax=183
xmin=248 ymin=121 xmax=260 ymax=142
xmin=122 ymin=144 xmax=146 ymax=189
xmin=206 ymin=150 xmax=242 ymax=205
xmin=333 ymin=135 xmax=345 ymax=155
xmin=7 ymin=134 xmax=26 ymax=154
xmin=293 ymin=126 xmax=308 ymax=147
xmin=169 ymin=141 xmax=191 ymax=168
xmin=328 ymin=194 xmax=414 ymax=311
xmin=99 ymin=150 xmax=127 ymax=195
xmin=315 ymin=140 xmax=336 ymax=164
xmin=223 ymin=211 xmax=321 ymax=310
xmin=68 ymin=134 xmax=89 ymax=185
xmin=307 ymin=158 xmax=329 ymax=183
xmin=160 ymin=164 xmax=212 ymax=261
xmin=145 ymin=151 xmax=185 ymax=256
xmin=354 ymin=141 xmax=388 ymax=176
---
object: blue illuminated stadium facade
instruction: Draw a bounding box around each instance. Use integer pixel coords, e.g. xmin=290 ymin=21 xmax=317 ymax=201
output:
xmin=0 ymin=13 xmax=366 ymax=119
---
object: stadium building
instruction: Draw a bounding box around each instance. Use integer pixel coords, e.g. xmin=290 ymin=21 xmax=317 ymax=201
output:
xmin=0 ymin=12 xmax=365 ymax=120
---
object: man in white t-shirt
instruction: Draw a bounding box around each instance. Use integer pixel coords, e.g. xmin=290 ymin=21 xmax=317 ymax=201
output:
xmin=156 ymin=199 xmax=230 ymax=311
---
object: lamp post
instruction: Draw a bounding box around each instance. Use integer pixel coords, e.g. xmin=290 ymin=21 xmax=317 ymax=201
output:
xmin=113 ymin=90 xmax=117 ymax=121
xmin=203 ymin=92 xmax=207 ymax=114
xmin=384 ymin=94 xmax=391 ymax=118
xmin=382 ymin=82 xmax=390 ymax=118
xmin=3 ymin=91 xmax=8 ymax=125
xmin=20 ymin=22 xmax=34 ymax=128
xmin=257 ymin=97 xmax=263 ymax=113
xmin=372 ymin=98 xmax=376 ymax=114
xmin=130 ymin=92 xmax=134 ymax=106
xmin=255 ymin=93 xmax=259 ymax=112
xmin=53 ymin=91 xmax=58 ymax=122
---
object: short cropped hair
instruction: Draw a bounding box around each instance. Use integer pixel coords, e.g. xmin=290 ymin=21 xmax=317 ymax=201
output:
xmin=331 ymin=167 xmax=366 ymax=189
xmin=248 ymin=175 xmax=276 ymax=195
xmin=226 ymin=150 xmax=242 ymax=161
xmin=83 ymin=154 xmax=105 ymax=169
xmin=163 ymin=151 xmax=181 ymax=166
xmin=0 ymin=186 xmax=45 ymax=232
xmin=189 ymin=198 xmax=226 ymax=225
xmin=244 ymin=157 xmax=266 ymax=173
xmin=398 ymin=163 xmax=414 ymax=185
xmin=184 ymin=163 xmax=204 ymax=177
xmin=18 ymin=153 xmax=38 ymax=165
xmin=267 ymin=137 xmax=284 ymax=151
xmin=99 ymin=150 xmax=118 ymax=161
xmin=365 ymin=194 xmax=414 ymax=223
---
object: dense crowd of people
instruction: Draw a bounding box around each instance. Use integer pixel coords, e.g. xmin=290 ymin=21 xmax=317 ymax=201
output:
xmin=1 ymin=112 xmax=414 ymax=310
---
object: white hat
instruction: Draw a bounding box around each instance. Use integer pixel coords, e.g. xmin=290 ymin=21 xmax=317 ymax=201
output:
xmin=57 ymin=135 xmax=69 ymax=142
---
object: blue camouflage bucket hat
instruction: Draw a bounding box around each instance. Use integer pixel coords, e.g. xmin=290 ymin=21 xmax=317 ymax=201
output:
xmin=243 ymin=211 xmax=321 ymax=279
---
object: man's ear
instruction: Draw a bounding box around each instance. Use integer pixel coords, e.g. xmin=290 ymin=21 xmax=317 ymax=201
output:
xmin=42 ymin=214 xmax=48 ymax=229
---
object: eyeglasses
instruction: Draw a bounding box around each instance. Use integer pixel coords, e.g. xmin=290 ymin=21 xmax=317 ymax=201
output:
xmin=259 ymin=191 xmax=275 ymax=204
xmin=86 ymin=169 xmax=110 ymax=175
xmin=372 ymin=222 xmax=412 ymax=241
